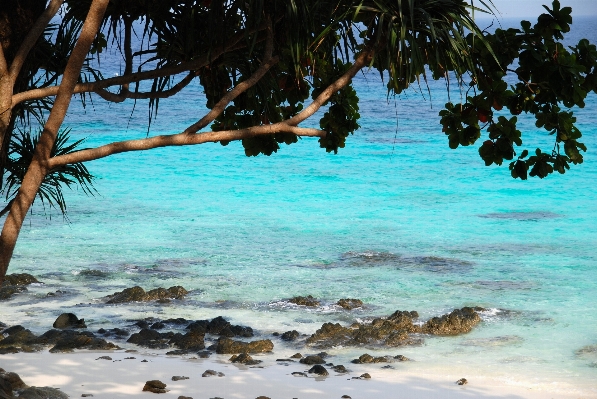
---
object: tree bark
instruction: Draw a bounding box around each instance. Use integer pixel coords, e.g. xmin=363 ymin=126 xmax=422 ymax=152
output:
xmin=0 ymin=0 xmax=110 ymax=284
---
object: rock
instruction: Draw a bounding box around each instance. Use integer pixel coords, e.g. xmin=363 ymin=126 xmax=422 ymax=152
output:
xmin=186 ymin=320 xmax=208 ymax=334
xmin=289 ymin=295 xmax=320 ymax=307
xmin=127 ymin=329 xmax=174 ymax=349
xmin=42 ymin=330 xmax=119 ymax=353
xmin=307 ymin=365 xmax=328 ymax=376
xmin=255 ymin=397 xmax=271 ymax=399
xmin=81 ymin=394 xmax=94 ymax=397
xmin=281 ymin=330 xmax=300 ymax=341
xmin=0 ymin=284 xmax=26 ymax=300
xmin=351 ymin=354 xmax=391 ymax=364
xmin=216 ymin=338 xmax=273 ymax=354
xmin=197 ymin=351 xmax=211 ymax=358
xmin=0 ymin=379 xmax=11 ymax=399
xmin=53 ymin=313 xmax=86 ymax=329
xmin=341 ymin=396 xmax=352 ymax=399
xmin=150 ymin=322 xmax=165 ymax=330
xmin=421 ymin=308 xmax=481 ymax=335
xmin=290 ymin=353 xmax=302 ymax=359
xmin=0 ymin=370 xmax=27 ymax=391
xmin=95 ymin=356 xmax=112 ymax=360
xmin=0 ymin=328 xmax=39 ymax=350
xmin=169 ymin=330 xmax=205 ymax=350
xmin=332 ymin=365 xmax=347 ymax=373
xmin=306 ymin=310 xmax=424 ymax=348
xmin=229 ymin=325 xmax=254 ymax=338
xmin=177 ymin=397 xmax=193 ymax=399
xmin=456 ymin=378 xmax=468 ymax=385
xmin=143 ymin=380 xmax=168 ymax=393
xmin=206 ymin=316 xmax=230 ymax=334
xmin=201 ymin=370 xmax=224 ymax=377
xmin=336 ymin=298 xmax=363 ymax=310
xmin=171 ymin=376 xmax=189 ymax=381
xmin=229 ymin=353 xmax=262 ymax=365
xmin=394 ymin=355 xmax=410 ymax=361
xmin=18 ymin=386 xmax=69 ymax=399
xmin=299 ymin=355 xmax=325 ymax=365
xmin=96 ymin=328 xmax=129 ymax=338
xmin=4 ymin=274 xmax=39 ymax=286
xmin=360 ymin=373 xmax=371 ymax=379
xmin=106 ymin=286 xmax=187 ymax=304
xmin=291 ymin=372 xmax=306 ymax=377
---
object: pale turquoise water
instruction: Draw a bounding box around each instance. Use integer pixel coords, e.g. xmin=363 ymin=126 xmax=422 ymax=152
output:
xmin=2 ymin=17 xmax=596 ymax=393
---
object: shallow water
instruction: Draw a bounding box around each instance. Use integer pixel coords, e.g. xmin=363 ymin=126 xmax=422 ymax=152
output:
xmin=2 ymin=16 xmax=597 ymax=394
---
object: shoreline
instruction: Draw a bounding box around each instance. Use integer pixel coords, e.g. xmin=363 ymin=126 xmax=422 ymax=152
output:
xmin=2 ymin=350 xmax=596 ymax=399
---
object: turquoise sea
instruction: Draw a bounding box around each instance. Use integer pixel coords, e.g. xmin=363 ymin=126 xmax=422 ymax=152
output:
xmin=2 ymin=16 xmax=596 ymax=394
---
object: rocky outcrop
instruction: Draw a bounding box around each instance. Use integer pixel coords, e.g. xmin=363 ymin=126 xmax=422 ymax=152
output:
xmin=53 ymin=313 xmax=86 ymax=329
xmin=306 ymin=308 xmax=480 ymax=348
xmin=44 ymin=330 xmax=119 ymax=353
xmin=18 ymin=386 xmax=69 ymax=399
xmin=105 ymin=286 xmax=188 ymax=303
xmin=307 ymin=365 xmax=328 ymax=376
xmin=4 ymin=274 xmax=39 ymax=286
xmin=421 ymin=307 xmax=480 ymax=335
xmin=127 ymin=329 xmax=175 ymax=349
xmin=299 ymin=355 xmax=325 ymax=365
xmin=0 ymin=369 xmax=28 ymax=398
xmin=229 ymin=353 xmax=262 ymax=365
xmin=215 ymin=338 xmax=273 ymax=354
xmin=169 ymin=330 xmax=205 ymax=351
xmin=337 ymin=298 xmax=363 ymax=310
xmin=0 ymin=274 xmax=39 ymax=301
xmin=281 ymin=330 xmax=299 ymax=341
xmin=186 ymin=317 xmax=253 ymax=338
xmin=288 ymin=295 xmax=320 ymax=307
xmin=143 ymin=380 xmax=168 ymax=393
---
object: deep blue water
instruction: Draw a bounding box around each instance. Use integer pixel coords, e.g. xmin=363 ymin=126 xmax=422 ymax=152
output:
xmin=2 ymin=15 xmax=596 ymax=393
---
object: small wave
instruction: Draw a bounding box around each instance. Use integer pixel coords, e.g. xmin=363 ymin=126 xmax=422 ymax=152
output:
xmin=478 ymin=211 xmax=561 ymax=221
xmin=400 ymin=256 xmax=474 ymax=273
xmin=461 ymin=335 xmax=524 ymax=347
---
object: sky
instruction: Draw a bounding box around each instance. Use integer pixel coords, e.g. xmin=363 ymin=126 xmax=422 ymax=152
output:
xmin=477 ymin=0 xmax=596 ymax=18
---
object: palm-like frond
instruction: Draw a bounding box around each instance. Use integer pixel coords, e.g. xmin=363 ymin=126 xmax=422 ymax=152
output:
xmin=1 ymin=129 xmax=96 ymax=217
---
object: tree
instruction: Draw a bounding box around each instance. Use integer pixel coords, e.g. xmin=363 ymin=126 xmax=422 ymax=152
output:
xmin=0 ymin=0 xmax=595 ymax=282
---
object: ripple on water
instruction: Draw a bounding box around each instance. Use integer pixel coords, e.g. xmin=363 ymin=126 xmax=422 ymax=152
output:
xmin=478 ymin=211 xmax=562 ymax=221
xmin=332 ymin=251 xmax=474 ymax=274
xmin=447 ymin=280 xmax=536 ymax=291
xmin=461 ymin=335 xmax=525 ymax=347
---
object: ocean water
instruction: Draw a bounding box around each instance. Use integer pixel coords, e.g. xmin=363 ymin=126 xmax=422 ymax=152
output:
xmin=2 ymin=16 xmax=597 ymax=394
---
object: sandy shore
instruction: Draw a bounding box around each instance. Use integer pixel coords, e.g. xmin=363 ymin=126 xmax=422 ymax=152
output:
xmin=1 ymin=350 xmax=596 ymax=399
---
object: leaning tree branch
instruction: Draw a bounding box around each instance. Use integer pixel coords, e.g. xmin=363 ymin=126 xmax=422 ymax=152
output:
xmin=9 ymin=0 xmax=64 ymax=82
xmin=48 ymin=124 xmax=325 ymax=167
xmin=287 ymin=49 xmax=374 ymax=126
xmin=48 ymin=48 xmax=376 ymax=169
xmin=184 ymin=19 xmax=276 ymax=133
xmin=11 ymin=22 xmax=272 ymax=107
xmin=94 ymin=72 xmax=196 ymax=103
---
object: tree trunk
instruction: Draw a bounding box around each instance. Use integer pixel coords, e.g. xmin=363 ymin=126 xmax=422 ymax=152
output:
xmin=0 ymin=0 xmax=110 ymax=284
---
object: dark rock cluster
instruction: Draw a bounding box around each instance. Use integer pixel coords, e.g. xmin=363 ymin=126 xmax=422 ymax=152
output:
xmin=0 ymin=274 xmax=39 ymax=301
xmin=105 ymin=286 xmax=188 ymax=303
xmin=306 ymin=308 xmax=481 ymax=348
xmin=336 ymin=298 xmax=363 ymax=310
xmin=216 ymin=338 xmax=273 ymax=354
xmin=1 ymin=368 xmax=68 ymax=399
xmin=288 ymin=295 xmax=320 ymax=307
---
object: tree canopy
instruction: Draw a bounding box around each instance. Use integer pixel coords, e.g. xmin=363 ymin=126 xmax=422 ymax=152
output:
xmin=0 ymin=0 xmax=596 ymax=280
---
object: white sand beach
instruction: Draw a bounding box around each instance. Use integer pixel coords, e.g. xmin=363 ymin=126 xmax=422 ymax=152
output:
xmin=2 ymin=350 xmax=596 ymax=399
